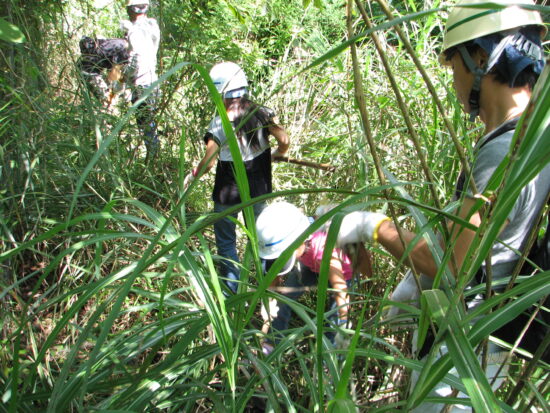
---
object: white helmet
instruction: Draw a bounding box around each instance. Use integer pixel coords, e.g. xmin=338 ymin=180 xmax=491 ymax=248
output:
xmin=209 ymin=62 xmax=249 ymax=98
xmin=441 ymin=0 xmax=546 ymax=57
xmin=127 ymin=0 xmax=149 ymax=6
xmin=257 ymin=202 xmax=311 ymax=260
xmin=440 ymin=0 xmax=546 ymax=121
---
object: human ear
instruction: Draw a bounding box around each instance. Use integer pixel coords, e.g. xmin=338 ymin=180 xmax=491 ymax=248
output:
xmin=473 ymin=48 xmax=489 ymax=68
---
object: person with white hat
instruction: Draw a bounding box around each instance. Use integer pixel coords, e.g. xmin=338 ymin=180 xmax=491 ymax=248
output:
xmin=121 ymin=0 xmax=161 ymax=161
xmin=185 ymin=62 xmax=290 ymax=294
xmin=332 ymin=0 xmax=549 ymax=410
xmin=256 ymin=201 xmax=372 ymax=355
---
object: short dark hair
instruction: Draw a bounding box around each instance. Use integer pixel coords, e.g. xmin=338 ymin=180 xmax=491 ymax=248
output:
xmin=444 ymin=26 xmax=544 ymax=90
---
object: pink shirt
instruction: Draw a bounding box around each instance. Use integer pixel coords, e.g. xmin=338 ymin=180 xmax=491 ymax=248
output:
xmin=298 ymin=231 xmax=354 ymax=280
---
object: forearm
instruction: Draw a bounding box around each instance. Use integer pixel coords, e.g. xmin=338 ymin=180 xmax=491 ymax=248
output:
xmin=329 ymin=259 xmax=349 ymax=320
xmin=269 ymin=125 xmax=289 ymax=154
xmin=195 ymin=157 xmax=214 ymax=177
xmin=377 ymin=220 xmax=439 ymax=278
xmin=194 ymin=140 xmax=219 ymax=178
xmin=333 ymin=291 xmax=349 ymax=320
xmin=276 ymin=132 xmax=289 ymax=153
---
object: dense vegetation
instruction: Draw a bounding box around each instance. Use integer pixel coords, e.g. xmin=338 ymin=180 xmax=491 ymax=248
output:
xmin=1 ymin=0 xmax=549 ymax=411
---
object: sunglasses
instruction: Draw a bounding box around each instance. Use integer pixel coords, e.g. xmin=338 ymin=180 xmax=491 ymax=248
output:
xmin=128 ymin=5 xmax=149 ymax=14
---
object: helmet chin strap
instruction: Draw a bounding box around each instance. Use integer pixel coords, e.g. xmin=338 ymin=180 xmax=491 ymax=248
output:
xmin=458 ymin=46 xmax=485 ymax=122
xmin=458 ymin=31 xmax=530 ymax=122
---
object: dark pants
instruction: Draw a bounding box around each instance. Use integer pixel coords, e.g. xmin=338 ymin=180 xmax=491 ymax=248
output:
xmin=131 ymin=85 xmax=159 ymax=159
xmin=213 ymin=202 xmax=266 ymax=293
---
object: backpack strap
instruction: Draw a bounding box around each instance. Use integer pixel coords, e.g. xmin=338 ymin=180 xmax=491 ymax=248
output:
xmin=455 ymin=118 xmax=519 ymax=198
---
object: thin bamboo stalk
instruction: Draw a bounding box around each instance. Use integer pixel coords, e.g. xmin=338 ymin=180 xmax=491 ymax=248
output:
xmin=506 ymin=330 xmax=550 ymax=405
xmin=353 ymin=0 xmax=440 ymax=209
xmin=373 ymin=0 xmax=476 ymax=196
xmin=346 ymin=0 xmax=426 ymax=296
xmin=353 ymin=0 xmax=463 ymax=282
xmin=525 ymin=373 xmax=550 ymax=412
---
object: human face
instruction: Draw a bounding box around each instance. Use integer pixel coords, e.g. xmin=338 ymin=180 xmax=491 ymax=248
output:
xmin=450 ymin=52 xmax=474 ymax=113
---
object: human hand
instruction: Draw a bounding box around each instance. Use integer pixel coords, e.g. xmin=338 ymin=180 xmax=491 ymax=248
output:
xmin=183 ymin=168 xmax=197 ymax=190
xmin=271 ymin=147 xmax=287 ymax=160
xmin=337 ymin=211 xmax=389 ymax=246
xmin=334 ymin=332 xmax=350 ymax=350
xmin=333 ymin=319 xmax=352 ymax=350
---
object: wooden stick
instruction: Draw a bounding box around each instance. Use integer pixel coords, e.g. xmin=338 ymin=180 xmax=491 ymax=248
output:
xmin=273 ymin=156 xmax=335 ymax=172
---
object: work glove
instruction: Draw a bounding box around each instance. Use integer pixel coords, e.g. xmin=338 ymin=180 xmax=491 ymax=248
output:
xmin=337 ymin=211 xmax=389 ymax=246
xmin=183 ymin=168 xmax=197 ymax=190
xmin=334 ymin=332 xmax=350 ymax=350
xmin=271 ymin=147 xmax=286 ymax=160
xmin=261 ymin=342 xmax=274 ymax=356
xmin=333 ymin=319 xmax=351 ymax=350
xmin=260 ymin=298 xmax=280 ymax=322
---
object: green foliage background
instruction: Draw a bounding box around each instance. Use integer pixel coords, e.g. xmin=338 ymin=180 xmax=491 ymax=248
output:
xmin=0 ymin=0 xmax=548 ymax=411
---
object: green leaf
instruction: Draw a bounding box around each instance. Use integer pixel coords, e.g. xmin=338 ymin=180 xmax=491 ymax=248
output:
xmin=327 ymin=398 xmax=357 ymax=413
xmin=0 ymin=17 xmax=25 ymax=43
xmin=411 ymin=274 xmax=550 ymax=410
xmin=421 ymin=290 xmax=503 ymax=413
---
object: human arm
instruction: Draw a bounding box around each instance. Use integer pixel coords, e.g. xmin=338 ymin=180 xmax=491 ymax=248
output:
xmin=328 ymin=257 xmax=353 ymax=349
xmin=343 ymin=242 xmax=373 ymax=279
xmin=268 ymin=123 xmax=289 ymax=159
xmin=184 ymin=138 xmax=219 ymax=189
xmin=328 ymin=257 xmax=349 ymax=321
xmin=378 ymin=198 xmax=482 ymax=279
xmin=195 ymin=138 xmax=219 ymax=177
xmin=337 ymin=198 xmax=484 ymax=279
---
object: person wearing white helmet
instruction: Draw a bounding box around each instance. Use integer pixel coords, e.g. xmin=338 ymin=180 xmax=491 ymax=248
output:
xmin=332 ymin=0 xmax=549 ymax=410
xmin=185 ymin=62 xmax=290 ymax=294
xmin=121 ymin=0 xmax=160 ymax=161
xmin=256 ymin=202 xmax=372 ymax=355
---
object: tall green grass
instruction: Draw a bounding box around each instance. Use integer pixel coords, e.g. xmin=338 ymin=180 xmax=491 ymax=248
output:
xmin=1 ymin=0 xmax=549 ymax=411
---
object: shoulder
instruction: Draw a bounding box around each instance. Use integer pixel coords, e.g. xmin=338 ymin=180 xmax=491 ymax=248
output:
xmin=147 ymin=17 xmax=160 ymax=29
xmin=258 ymin=105 xmax=275 ymax=116
xmin=468 ymin=129 xmax=514 ymax=194
xmin=309 ymin=231 xmax=329 ymax=255
xmin=208 ymin=116 xmax=220 ymax=128
xmin=474 ymin=129 xmax=514 ymax=166
xmin=251 ymin=105 xmax=277 ymax=126
xmin=258 ymin=105 xmax=276 ymax=120
xmin=207 ymin=116 xmax=225 ymax=144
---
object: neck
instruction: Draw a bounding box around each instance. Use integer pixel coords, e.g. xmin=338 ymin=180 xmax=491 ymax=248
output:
xmin=479 ymin=78 xmax=531 ymax=134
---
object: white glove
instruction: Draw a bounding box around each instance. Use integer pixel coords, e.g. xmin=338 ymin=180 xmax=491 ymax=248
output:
xmin=262 ymin=342 xmax=274 ymax=356
xmin=333 ymin=319 xmax=352 ymax=350
xmin=271 ymin=147 xmax=286 ymax=160
xmin=183 ymin=169 xmax=197 ymax=190
xmin=111 ymin=80 xmax=125 ymax=94
xmin=260 ymin=298 xmax=280 ymax=321
xmin=337 ymin=211 xmax=389 ymax=246
xmin=334 ymin=332 xmax=350 ymax=350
